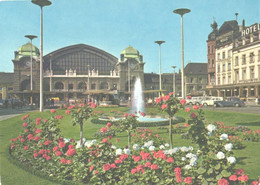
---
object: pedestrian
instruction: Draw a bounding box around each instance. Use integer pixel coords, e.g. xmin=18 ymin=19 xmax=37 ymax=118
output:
xmin=256 ymin=96 xmax=259 ymax=105
xmin=5 ymin=99 xmax=8 ymax=108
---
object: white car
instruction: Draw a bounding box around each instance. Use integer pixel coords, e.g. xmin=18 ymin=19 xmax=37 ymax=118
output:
xmin=201 ymin=97 xmax=223 ymax=107
xmin=186 ymin=97 xmax=205 ymax=105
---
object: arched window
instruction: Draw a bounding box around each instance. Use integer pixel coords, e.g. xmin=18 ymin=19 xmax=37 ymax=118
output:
xmin=100 ymin=82 xmax=108 ymax=89
xmin=20 ymin=79 xmax=30 ymax=91
xmin=91 ymin=83 xmax=96 ymax=90
xmin=78 ymin=82 xmax=87 ymax=90
xmin=54 ymin=82 xmax=64 ymax=90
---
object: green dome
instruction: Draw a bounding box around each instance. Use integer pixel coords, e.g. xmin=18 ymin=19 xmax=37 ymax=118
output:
xmin=18 ymin=42 xmax=40 ymax=56
xmin=121 ymin=45 xmax=139 ymax=55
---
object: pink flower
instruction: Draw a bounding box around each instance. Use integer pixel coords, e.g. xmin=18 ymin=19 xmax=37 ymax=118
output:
xmin=65 ymin=110 xmax=71 ymax=114
xmin=90 ymin=166 xmax=94 ymax=171
xmin=155 ymin=97 xmax=162 ymax=104
xmin=45 ymin=156 xmax=51 ymax=161
xmin=68 ymin=145 xmax=74 ymax=149
xmin=22 ymin=114 xmax=29 ymax=120
xmin=236 ymin=168 xmax=245 ymax=175
xmin=193 ymin=105 xmax=200 ymax=110
xmin=131 ymin=168 xmax=137 ymax=174
xmin=60 ymin=158 xmax=67 ymax=163
xmin=66 ymin=160 xmax=72 ymax=164
xmin=251 ymin=181 xmax=259 ymax=185
xmin=184 ymin=177 xmax=192 ymax=184
xmin=102 ymin=138 xmax=108 ymax=143
xmin=124 ymin=113 xmax=129 ymax=117
xmin=190 ymin=112 xmax=197 ymax=118
xmin=53 ymin=146 xmax=59 ymax=152
xmin=66 ymin=148 xmax=76 ymax=156
xmin=55 ymin=115 xmax=63 ymax=119
xmin=103 ymin=164 xmax=111 ymax=171
xmin=185 ymin=107 xmax=191 ymax=112
xmin=106 ymin=122 xmax=112 ymax=128
xmin=229 ymin=175 xmax=237 ymax=181
xmin=107 ymin=135 xmax=112 ymax=139
xmin=141 ymin=112 xmax=146 ymax=117
xmin=187 ymin=96 xmax=192 ymax=99
xmin=35 ymin=129 xmax=42 ymax=134
xmin=51 ymin=109 xmax=56 ymax=113
xmin=100 ymin=127 xmax=107 ymax=133
xmin=174 ymin=167 xmax=182 ymax=175
xmin=110 ymin=163 xmax=116 ymax=168
xmin=44 ymin=140 xmax=52 ymax=146
xmin=184 ymin=123 xmax=189 ymax=127
xmin=24 ymin=146 xmax=29 ymax=150
xmin=150 ymin=164 xmax=159 ymax=170
xmin=134 ymin=156 xmax=141 ymax=162
xmin=59 ymin=142 xmax=66 ymax=148
xmin=91 ymin=103 xmax=97 ymax=108
xmin=163 ymin=95 xmax=170 ymax=101
xmin=180 ymin=99 xmax=186 ymax=105
xmin=116 ymin=138 xmax=120 ymax=142
xmin=218 ymin=178 xmax=229 ymax=185
xmin=25 ymin=129 xmax=29 ymax=132
xmin=115 ymin=159 xmax=122 ymax=164
xmin=22 ymin=123 xmax=28 ymax=127
xmin=130 ymin=114 xmax=135 ymax=117
xmin=167 ymin=157 xmax=174 ymax=163
xmin=161 ymin=104 xmax=168 ymax=110
xmin=145 ymin=162 xmax=151 ymax=168
xmin=55 ymin=151 xmax=62 ymax=156
xmin=238 ymin=175 xmax=249 ymax=182
xmin=94 ymin=170 xmax=98 ymax=174
xmin=169 ymin=92 xmax=174 ymax=96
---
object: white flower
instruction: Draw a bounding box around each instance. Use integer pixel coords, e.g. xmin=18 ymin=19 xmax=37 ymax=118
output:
xmin=163 ymin=150 xmax=169 ymax=155
xmin=196 ymin=150 xmax=201 ymax=155
xmin=190 ymin=157 xmax=198 ymax=166
xmin=64 ymin=138 xmax=70 ymax=143
xmin=164 ymin=143 xmax=170 ymax=147
xmin=159 ymin=145 xmax=165 ymax=150
xmin=220 ymin=133 xmax=229 ymax=140
xmin=133 ymin=144 xmax=140 ymax=150
xmin=188 ymin=146 xmax=193 ymax=151
xmin=216 ymin=151 xmax=225 ymax=159
xmin=227 ymin=156 xmax=236 ymax=164
xmin=167 ymin=147 xmax=179 ymax=155
xmin=207 ymin=132 xmax=212 ymax=136
xmin=144 ymin=140 xmax=153 ymax=148
xmin=149 ymin=145 xmax=155 ymax=151
xmin=207 ymin=124 xmax=216 ymax=132
xmin=116 ymin=148 xmax=122 ymax=155
xmin=180 ymin=146 xmax=189 ymax=152
xmin=185 ymin=165 xmax=192 ymax=170
xmin=111 ymin=145 xmax=117 ymax=149
xmin=76 ymin=142 xmax=82 ymax=149
xmin=186 ymin=153 xmax=193 ymax=158
xmin=224 ymin=143 xmax=233 ymax=151
xmin=124 ymin=148 xmax=131 ymax=154
xmin=181 ymin=157 xmax=186 ymax=161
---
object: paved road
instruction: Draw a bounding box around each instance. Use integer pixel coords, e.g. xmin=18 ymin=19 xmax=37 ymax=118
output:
xmin=202 ymin=106 xmax=260 ymax=114
xmin=0 ymin=106 xmax=38 ymax=121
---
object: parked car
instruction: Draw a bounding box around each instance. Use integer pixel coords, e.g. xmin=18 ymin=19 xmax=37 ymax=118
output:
xmin=186 ymin=96 xmax=205 ymax=105
xmin=214 ymin=97 xmax=245 ymax=107
xmin=201 ymin=96 xmax=223 ymax=107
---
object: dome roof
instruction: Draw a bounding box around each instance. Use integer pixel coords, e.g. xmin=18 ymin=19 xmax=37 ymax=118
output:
xmin=121 ymin=45 xmax=139 ymax=55
xmin=18 ymin=42 xmax=40 ymax=56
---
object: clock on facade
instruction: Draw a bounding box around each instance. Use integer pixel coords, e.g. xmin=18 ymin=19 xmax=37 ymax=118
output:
xmin=25 ymin=61 xmax=31 ymax=67
xmin=130 ymin=61 xmax=137 ymax=70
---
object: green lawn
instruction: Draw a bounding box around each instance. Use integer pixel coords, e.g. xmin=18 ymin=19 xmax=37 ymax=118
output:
xmin=0 ymin=107 xmax=260 ymax=184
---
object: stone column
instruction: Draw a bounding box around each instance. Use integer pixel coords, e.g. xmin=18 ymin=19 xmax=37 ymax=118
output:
xmin=2 ymin=86 xmax=7 ymax=99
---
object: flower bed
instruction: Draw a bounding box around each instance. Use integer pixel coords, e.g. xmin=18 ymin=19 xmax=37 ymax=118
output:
xmin=9 ymin=97 xmax=260 ymax=184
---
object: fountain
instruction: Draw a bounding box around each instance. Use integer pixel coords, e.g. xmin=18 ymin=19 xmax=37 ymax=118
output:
xmin=97 ymin=77 xmax=184 ymax=125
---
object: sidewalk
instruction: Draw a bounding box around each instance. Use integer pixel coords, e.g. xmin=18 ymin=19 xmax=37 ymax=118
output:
xmin=0 ymin=106 xmax=38 ymax=121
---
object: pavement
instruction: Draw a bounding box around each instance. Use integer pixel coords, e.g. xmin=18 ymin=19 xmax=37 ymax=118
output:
xmin=0 ymin=106 xmax=38 ymax=121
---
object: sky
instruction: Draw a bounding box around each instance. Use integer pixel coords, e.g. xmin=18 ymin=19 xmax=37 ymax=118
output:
xmin=0 ymin=0 xmax=259 ymax=74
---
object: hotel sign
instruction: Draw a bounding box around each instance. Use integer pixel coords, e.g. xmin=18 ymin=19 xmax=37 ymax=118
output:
xmin=241 ymin=23 xmax=260 ymax=37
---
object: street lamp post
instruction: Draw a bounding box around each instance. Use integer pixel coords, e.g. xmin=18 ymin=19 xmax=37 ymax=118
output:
xmin=25 ymin=35 xmax=37 ymax=105
xmin=154 ymin=41 xmax=165 ymax=97
xmin=87 ymin=64 xmax=90 ymax=101
xmin=32 ymin=0 xmax=52 ymax=112
xmin=49 ymin=54 xmax=52 ymax=92
xmin=173 ymin=8 xmax=190 ymax=99
xmin=172 ymin=66 xmax=176 ymax=97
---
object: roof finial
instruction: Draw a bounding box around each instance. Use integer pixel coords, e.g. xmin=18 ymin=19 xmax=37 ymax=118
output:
xmin=235 ymin=13 xmax=238 ymax=21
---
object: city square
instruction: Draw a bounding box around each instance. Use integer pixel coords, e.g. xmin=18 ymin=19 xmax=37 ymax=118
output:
xmin=0 ymin=0 xmax=260 ymax=184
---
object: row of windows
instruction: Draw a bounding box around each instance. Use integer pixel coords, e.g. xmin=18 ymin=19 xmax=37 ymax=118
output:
xmin=216 ymin=50 xmax=232 ymax=60
xmin=235 ymin=50 xmax=260 ymax=66
xmin=54 ymin=81 xmax=117 ymax=90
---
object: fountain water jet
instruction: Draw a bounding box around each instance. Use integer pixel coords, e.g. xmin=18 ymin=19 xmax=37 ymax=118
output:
xmin=131 ymin=77 xmax=145 ymax=115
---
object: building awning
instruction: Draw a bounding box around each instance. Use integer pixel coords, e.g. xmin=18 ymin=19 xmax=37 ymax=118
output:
xmin=83 ymin=90 xmax=114 ymax=95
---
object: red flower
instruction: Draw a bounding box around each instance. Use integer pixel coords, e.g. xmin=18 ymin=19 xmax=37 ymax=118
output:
xmin=229 ymin=175 xmax=237 ymax=181
xmin=218 ymin=178 xmax=229 ymax=185
xmin=22 ymin=114 xmax=29 ymax=120
xmin=150 ymin=164 xmax=159 ymax=170
xmin=174 ymin=167 xmax=182 ymax=175
xmin=238 ymin=175 xmax=249 ymax=182
xmin=34 ymin=136 xmax=41 ymax=141
xmin=91 ymin=103 xmax=97 ymax=108
xmin=65 ymin=110 xmax=71 ymax=114
xmin=193 ymin=105 xmax=200 ymax=110
xmin=53 ymin=146 xmax=59 ymax=152
xmin=185 ymin=108 xmax=191 ymax=112
xmin=106 ymin=122 xmax=112 ymax=128
xmin=102 ymin=138 xmax=108 ymax=143
xmin=24 ymin=146 xmax=29 ymax=150
xmin=161 ymin=104 xmax=168 ymax=110
xmin=116 ymin=138 xmax=120 ymax=142
xmin=141 ymin=112 xmax=146 ymax=117
xmin=44 ymin=140 xmax=52 ymax=146
xmin=22 ymin=123 xmax=28 ymax=127
xmin=66 ymin=160 xmax=72 ymax=164
xmin=94 ymin=170 xmax=98 ymax=174
xmin=187 ymin=96 xmax=192 ymax=99
xmin=100 ymin=127 xmax=107 ymax=133
xmin=45 ymin=156 xmax=51 ymax=161
xmin=110 ymin=163 xmax=116 ymax=168
xmin=119 ymin=154 xmax=128 ymax=160
xmin=184 ymin=123 xmax=189 ymax=127
xmin=184 ymin=177 xmax=192 ymax=184
xmin=59 ymin=142 xmax=66 ymax=148
xmin=66 ymin=148 xmax=76 ymax=156
xmin=25 ymin=129 xmax=29 ymax=132
xmin=35 ymin=129 xmax=42 ymax=134
xmin=134 ymin=156 xmax=141 ymax=162
xmin=60 ymin=158 xmax=67 ymax=163
xmin=251 ymin=181 xmax=258 ymax=185
xmin=107 ymin=135 xmax=112 ymax=139
xmin=90 ymin=166 xmax=94 ymax=171
xmin=68 ymin=145 xmax=74 ymax=149
xmin=33 ymin=153 xmax=39 ymax=158
xmin=180 ymin=99 xmax=186 ymax=105
xmin=44 ymin=119 xmax=48 ymax=123
xmin=163 ymin=95 xmax=170 ymax=101
xmin=167 ymin=157 xmax=174 ymax=163
xmin=130 ymin=114 xmax=135 ymax=117
xmin=55 ymin=115 xmax=63 ymax=119
xmin=190 ymin=112 xmax=197 ymax=118
xmin=124 ymin=113 xmax=129 ymax=117
xmin=50 ymin=109 xmax=56 ymax=113
xmin=115 ymin=159 xmax=123 ymax=164
xmin=103 ymin=164 xmax=111 ymax=171
xmin=155 ymin=97 xmax=162 ymax=104
xmin=55 ymin=151 xmax=62 ymax=156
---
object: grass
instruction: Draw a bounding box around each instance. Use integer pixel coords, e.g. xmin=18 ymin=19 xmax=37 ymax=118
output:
xmin=0 ymin=107 xmax=260 ymax=184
